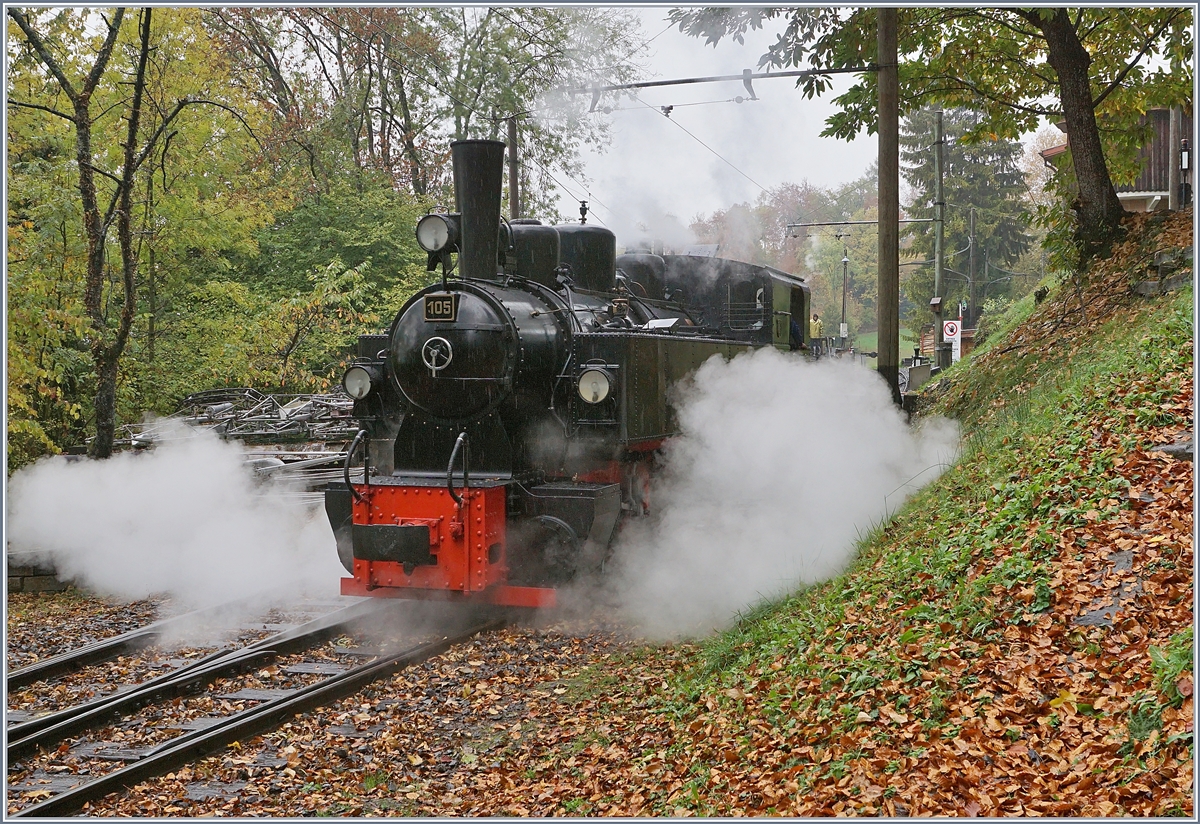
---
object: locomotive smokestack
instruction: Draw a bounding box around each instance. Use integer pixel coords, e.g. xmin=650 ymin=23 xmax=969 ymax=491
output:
xmin=451 ymin=139 xmax=507 ymax=281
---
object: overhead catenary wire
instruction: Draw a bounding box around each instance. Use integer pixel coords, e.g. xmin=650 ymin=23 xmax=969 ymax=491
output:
xmin=471 ymin=12 xmax=865 ymax=231
xmin=630 ymin=93 xmax=769 ymax=194
xmin=592 ymin=95 xmax=759 ymax=114
xmin=497 ymin=7 xmax=775 ymax=222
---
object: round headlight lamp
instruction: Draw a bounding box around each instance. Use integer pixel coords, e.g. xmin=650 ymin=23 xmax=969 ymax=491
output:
xmin=343 ymin=365 xmax=377 ymax=400
xmin=577 ymin=369 xmax=612 ymax=404
xmin=415 ymin=214 xmax=457 ymax=253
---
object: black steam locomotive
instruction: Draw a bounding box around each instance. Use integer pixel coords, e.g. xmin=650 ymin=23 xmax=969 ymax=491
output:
xmin=326 ymin=139 xmax=811 ymax=608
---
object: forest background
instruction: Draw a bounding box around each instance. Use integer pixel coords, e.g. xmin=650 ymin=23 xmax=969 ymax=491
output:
xmin=6 ymin=7 xmax=1192 ymax=468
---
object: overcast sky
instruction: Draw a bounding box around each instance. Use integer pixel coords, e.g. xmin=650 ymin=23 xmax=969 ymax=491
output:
xmin=552 ymin=7 xmax=878 ymax=239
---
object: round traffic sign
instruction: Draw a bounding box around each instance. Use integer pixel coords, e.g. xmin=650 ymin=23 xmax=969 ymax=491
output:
xmin=943 ymin=320 xmax=959 ymax=338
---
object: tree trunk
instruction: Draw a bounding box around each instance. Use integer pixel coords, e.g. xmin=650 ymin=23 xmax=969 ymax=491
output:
xmin=12 ymin=8 xmax=193 ymax=457
xmin=1034 ymin=9 xmax=1127 ymax=253
xmin=90 ymin=8 xmax=152 ymax=457
xmin=91 ymin=356 xmax=119 ymax=457
xmin=394 ymin=74 xmax=426 ymax=196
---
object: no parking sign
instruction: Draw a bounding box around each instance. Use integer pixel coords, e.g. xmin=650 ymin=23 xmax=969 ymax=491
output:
xmin=943 ymin=319 xmax=961 ymax=362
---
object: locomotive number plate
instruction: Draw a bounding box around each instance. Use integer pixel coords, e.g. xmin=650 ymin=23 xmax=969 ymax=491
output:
xmin=424 ymin=293 xmax=459 ymax=322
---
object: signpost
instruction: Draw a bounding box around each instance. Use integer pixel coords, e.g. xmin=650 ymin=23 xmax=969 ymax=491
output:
xmin=942 ymin=319 xmax=961 ymax=363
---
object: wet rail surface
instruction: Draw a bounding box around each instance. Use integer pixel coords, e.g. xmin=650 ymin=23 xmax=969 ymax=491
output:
xmin=7 ymin=599 xmax=360 ymax=728
xmin=6 ymin=599 xmax=504 ymax=817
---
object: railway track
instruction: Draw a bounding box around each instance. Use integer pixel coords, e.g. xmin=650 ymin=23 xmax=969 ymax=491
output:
xmin=7 ymin=600 xmax=504 ymax=817
xmin=7 ymin=599 xmax=360 ymax=727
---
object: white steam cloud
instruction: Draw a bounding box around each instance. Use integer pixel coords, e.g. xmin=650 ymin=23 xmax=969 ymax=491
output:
xmin=6 ymin=422 xmax=345 ymax=611
xmin=608 ymin=347 xmax=959 ymax=639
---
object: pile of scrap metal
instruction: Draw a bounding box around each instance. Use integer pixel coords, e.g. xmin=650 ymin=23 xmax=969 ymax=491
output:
xmin=115 ymin=388 xmax=359 ymax=501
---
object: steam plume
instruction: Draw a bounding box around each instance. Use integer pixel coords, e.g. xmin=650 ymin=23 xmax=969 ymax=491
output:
xmin=6 ymin=422 xmax=344 ymax=611
xmin=607 ymin=347 xmax=958 ymax=639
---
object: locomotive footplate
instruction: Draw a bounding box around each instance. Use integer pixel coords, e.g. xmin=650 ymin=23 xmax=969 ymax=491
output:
xmin=336 ymin=475 xmax=557 ymax=609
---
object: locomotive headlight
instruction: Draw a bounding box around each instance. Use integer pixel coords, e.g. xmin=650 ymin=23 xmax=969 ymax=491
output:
xmin=343 ymin=364 xmax=379 ymax=400
xmin=577 ymin=369 xmax=612 ymax=404
xmin=415 ymin=214 xmax=458 ymax=253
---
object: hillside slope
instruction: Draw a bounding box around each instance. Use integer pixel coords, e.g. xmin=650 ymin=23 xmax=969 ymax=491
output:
xmin=455 ymin=210 xmax=1194 ymax=816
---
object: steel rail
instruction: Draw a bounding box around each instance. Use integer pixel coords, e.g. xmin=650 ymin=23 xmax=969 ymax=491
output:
xmin=7 ymin=600 xmax=382 ymax=757
xmin=6 ymin=601 xmax=246 ymax=691
xmin=13 ymin=618 xmax=504 ymax=818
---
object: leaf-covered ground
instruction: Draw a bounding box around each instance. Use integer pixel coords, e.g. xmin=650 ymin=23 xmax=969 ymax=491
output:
xmin=8 ymin=211 xmax=1193 ymax=816
xmin=6 ymin=591 xmax=162 ymax=671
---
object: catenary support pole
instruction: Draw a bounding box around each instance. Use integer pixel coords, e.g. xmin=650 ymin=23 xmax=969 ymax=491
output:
xmin=877 ymin=8 xmax=900 ymax=405
xmin=967 ymin=207 xmax=976 ymax=327
xmin=934 ymin=110 xmax=947 ymax=369
xmin=1169 ymin=107 xmax=1180 ymax=211
xmin=841 ymin=246 xmax=849 ymax=349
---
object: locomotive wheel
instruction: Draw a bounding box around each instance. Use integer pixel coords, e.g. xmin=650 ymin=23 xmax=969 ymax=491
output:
xmin=534 ymin=516 xmax=580 ymax=582
xmin=508 ymin=515 xmax=581 ymax=586
xmin=334 ymin=526 xmax=354 ymax=574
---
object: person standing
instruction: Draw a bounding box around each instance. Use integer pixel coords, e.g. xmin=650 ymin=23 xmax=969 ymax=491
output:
xmin=809 ymin=312 xmax=824 ymax=356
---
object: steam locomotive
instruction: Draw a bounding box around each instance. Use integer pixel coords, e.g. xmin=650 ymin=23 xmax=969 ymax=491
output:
xmin=325 ymin=139 xmax=811 ymax=608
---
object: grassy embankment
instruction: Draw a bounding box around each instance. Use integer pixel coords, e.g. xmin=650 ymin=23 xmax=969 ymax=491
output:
xmin=513 ymin=211 xmax=1193 ymax=816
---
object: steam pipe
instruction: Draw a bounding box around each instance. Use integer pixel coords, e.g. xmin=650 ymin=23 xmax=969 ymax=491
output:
xmin=447 ymin=431 xmax=470 ymax=508
xmin=344 ymin=429 xmax=368 ymax=503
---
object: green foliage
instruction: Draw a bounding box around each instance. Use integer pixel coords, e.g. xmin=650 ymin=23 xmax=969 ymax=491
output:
xmin=210 ymin=7 xmax=645 ymax=219
xmin=8 ymin=8 xmax=648 ymax=467
xmin=670 ymin=8 xmax=1192 ymax=145
xmin=659 ymin=282 xmax=1192 ymax=740
xmin=1149 ymin=628 xmax=1194 ymax=708
xmin=690 ymin=168 xmax=883 ymax=338
xmin=125 ymin=261 xmax=377 ymax=415
xmin=6 ymin=145 xmax=92 ymax=468
xmin=361 ymin=771 xmax=390 ymax=792
xmin=236 ymin=183 xmax=431 ymax=296
xmin=6 ymin=7 xmax=290 ymax=466
xmin=1122 ymin=692 xmax=1164 ymax=755
xmin=669 ymin=6 xmax=1193 ymax=259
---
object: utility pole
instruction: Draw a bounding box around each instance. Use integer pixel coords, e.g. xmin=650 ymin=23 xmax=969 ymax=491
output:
xmin=507 ymin=117 xmax=520 ymax=219
xmin=933 ymin=110 xmax=948 ymax=369
xmin=1169 ymin=107 xmax=1180 ymax=211
xmin=839 ymin=233 xmax=850 ymax=349
xmin=876 ymin=8 xmax=900 ymax=405
xmin=967 ymin=207 xmax=976 ymax=327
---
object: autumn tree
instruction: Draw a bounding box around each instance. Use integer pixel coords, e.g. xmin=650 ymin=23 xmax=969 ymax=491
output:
xmin=668 ymin=6 xmax=1193 ymax=259
xmin=209 ymin=7 xmax=644 ymax=217
xmin=8 ymin=8 xmax=168 ymax=457
xmin=690 ymin=170 xmax=885 ymax=340
xmin=7 ymin=7 xmax=282 ymax=462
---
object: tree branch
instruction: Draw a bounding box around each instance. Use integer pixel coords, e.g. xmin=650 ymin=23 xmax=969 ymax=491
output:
xmin=82 ymin=161 xmax=123 ymax=187
xmin=970 ymin=9 xmax=1044 ymax=42
xmin=1091 ymin=10 xmax=1184 ymax=110
xmin=7 ymin=98 xmax=75 ymax=123
xmin=916 ymin=77 xmax=1060 ymax=117
xmin=82 ymin=8 xmax=126 ymax=99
